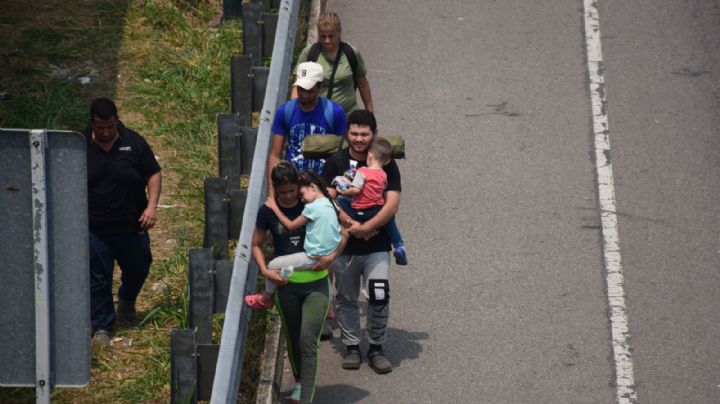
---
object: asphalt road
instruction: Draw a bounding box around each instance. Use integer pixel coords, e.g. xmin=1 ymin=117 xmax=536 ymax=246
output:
xmin=289 ymin=1 xmax=720 ymax=403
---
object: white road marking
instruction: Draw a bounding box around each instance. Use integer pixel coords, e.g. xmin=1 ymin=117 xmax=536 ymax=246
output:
xmin=582 ymin=1 xmax=639 ymax=403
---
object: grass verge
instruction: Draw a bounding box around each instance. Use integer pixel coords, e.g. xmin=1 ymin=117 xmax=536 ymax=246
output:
xmin=0 ymin=0 xmax=277 ymax=402
xmin=1 ymin=0 xmax=313 ymax=401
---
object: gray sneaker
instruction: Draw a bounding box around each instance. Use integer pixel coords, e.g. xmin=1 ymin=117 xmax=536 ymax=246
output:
xmin=117 ymin=298 xmax=137 ymax=322
xmin=342 ymin=348 xmax=361 ymax=370
xmin=367 ymin=349 xmax=392 ymax=374
xmin=92 ymin=329 xmax=112 ymax=346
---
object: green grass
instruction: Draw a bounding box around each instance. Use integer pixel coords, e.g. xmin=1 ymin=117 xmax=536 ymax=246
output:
xmin=0 ymin=0 xmax=240 ymax=402
xmin=0 ymin=0 xmax=313 ymax=401
xmin=0 ymin=0 xmax=127 ymax=129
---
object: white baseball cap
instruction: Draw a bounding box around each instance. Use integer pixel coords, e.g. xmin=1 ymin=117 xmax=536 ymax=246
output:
xmin=294 ymin=62 xmax=324 ymax=90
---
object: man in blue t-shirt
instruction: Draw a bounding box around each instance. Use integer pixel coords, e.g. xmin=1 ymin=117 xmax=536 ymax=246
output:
xmin=268 ymin=61 xmax=347 ymax=197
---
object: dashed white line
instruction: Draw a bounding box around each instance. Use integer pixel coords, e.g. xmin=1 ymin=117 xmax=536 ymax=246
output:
xmin=582 ymin=1 xmax=638 ymax=403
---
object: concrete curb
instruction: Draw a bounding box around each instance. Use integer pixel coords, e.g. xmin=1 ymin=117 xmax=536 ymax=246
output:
xmin=254 ymin=1 xmax=323 ymax=403
xmin=255 ymin=314 xmax=285 ymax=404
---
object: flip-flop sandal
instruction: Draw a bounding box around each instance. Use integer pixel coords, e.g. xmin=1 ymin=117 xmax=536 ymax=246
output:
xmin=244 ymin=293 xmax=273 ymax=310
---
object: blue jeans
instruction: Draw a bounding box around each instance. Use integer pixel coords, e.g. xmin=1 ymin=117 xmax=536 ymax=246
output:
xmin=89 ymin=231 xmax=152 ymax=332
xmin=337 ymin=196 xmax=403 ymax=247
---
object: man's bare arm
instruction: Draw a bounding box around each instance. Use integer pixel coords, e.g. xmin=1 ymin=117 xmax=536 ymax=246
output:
xmin=356 ymin=75 xmax=374 ymax=113
xmin=348 ymin=190 xmax=399 ymax=239
xmin=267 ymin=134 xmax=285 ymax=198
xmin=139 ymin=172 xmax=162 ymax=230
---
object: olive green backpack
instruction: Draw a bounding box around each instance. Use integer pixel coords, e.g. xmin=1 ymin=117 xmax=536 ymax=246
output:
xmin=302 ymin=134 xmax=405 ymax=159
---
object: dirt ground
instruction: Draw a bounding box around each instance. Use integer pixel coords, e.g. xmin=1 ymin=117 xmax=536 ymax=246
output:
xmin=0 ymin=1 xmax=188 ymax=401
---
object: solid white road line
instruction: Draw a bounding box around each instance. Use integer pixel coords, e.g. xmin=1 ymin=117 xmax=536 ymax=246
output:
xmin=582 ymin=1 xmax=639 ymax=403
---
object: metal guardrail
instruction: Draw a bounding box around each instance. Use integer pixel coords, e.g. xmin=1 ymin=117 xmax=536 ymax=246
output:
xmin=0 ymin=130 xmax=91 ymax=401
xmin=210 ymin=0 xmax=300 ymax=401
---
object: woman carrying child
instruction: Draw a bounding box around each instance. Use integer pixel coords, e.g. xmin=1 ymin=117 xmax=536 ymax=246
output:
xmin=246 ymin=163 xmax=345 ymax=404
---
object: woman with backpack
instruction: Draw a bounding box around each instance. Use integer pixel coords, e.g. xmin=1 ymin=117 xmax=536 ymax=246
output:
xmin=291 ymin=12 xmax=374 ymax=116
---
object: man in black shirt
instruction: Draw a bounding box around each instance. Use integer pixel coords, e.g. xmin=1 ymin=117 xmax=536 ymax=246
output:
xmin=84 ymin=97 xmax=162 ymax=345
xmin=321 ymin=110 xmax=401 ymax=374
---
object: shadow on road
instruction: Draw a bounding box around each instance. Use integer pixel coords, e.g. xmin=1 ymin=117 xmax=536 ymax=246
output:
xmin=325 ymin=308 xmax=430 ymax=367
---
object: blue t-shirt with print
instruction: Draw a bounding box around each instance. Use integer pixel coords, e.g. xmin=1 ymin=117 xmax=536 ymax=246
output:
xmin=271 ymin=97 xmax=347 ymax=174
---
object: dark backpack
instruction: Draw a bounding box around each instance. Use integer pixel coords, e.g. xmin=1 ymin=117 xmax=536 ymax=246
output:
xmin=307 ymin=41 xmax=359 ymax=90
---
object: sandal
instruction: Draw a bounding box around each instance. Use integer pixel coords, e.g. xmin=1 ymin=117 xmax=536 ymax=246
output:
xmin=244 ymin=293 xmax=273 ymax=310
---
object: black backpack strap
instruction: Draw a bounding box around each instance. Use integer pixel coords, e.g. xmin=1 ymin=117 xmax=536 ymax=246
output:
xmin=325 ymin=48 xmax=343 ymax=100
xmin=340 ymin=42 xmax=359 ymax=89
xmin=332 ymin=149 xmax=348 ymax=172
xmin=307 ymin=42 xmax=322 ymax=62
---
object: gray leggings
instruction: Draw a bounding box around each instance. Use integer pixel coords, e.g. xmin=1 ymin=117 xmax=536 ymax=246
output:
xmin=275 ymin=276 xmax=330 ymax=404
xmin=265 ymin=252 xmax=319 ymax=293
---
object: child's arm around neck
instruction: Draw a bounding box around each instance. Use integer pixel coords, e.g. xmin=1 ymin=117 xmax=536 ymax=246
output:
xmin=265 ymin=196 xmax=309 ymax=231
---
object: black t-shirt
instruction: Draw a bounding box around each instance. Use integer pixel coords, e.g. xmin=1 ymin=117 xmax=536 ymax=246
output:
xmin=256 ymin=202 xmax=306 ymax=256
xmin=322 ymin=149 xmax=401 ymax=254
xmin=85 ymin=122 xmax=161 ymax=234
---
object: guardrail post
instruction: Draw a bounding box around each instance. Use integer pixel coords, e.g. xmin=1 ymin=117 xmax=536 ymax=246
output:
xmin=203 ymin=177 xmax=230 ymax=259
xmin=188 ymin=248 xmax=215 ymax=345
xmin=259 ymin=0 xmax=282 ymax=11
xmin=197 ymin=344 xmax=220 ymax=400
xmin=222 ymin=0 xmax=243 ymax=20
xmin=239 ymin=125 xmax=258 ymax=174
xmin=217 ymin=114 xmax=243 ymax=188
xmin=261 ymin=13 xmax=279 ymax=58
xmin=251 ymin=66 xmax=270 ymax=112
xmin=212 ymin=260 xmax=234 ymax=313
xmin=228 ymin=189 xmax=248 ymax=240
xmin=230 ymin=55 xmax=253 ymax=123
xmin=171 ymin=329 xmax=198 ymax=404
xmin=242 ymin=2 xmax=263 ymax=67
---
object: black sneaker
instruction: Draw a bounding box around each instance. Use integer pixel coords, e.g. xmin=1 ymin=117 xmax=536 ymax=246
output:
xmin=342 ymin=347 xmax=361 ymax=370
xmin=367 ymin=349 xmax=392 ymax=374
xmin=116 ymin=298 xmax=137 ymax=322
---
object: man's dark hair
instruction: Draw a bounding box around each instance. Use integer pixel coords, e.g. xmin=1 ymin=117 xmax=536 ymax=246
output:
xmin=90 ymin=97 xmax=118 ymax=120
xmin=347 ymin=109 xmax=377 ymax=133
